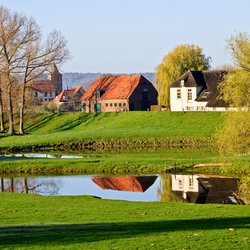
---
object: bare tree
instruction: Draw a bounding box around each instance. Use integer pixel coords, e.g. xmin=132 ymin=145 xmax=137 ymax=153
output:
xmin=0 ymin=6 xmax=69 ymax=134
xmin=19 ymin=30 xmax=69 ymax=134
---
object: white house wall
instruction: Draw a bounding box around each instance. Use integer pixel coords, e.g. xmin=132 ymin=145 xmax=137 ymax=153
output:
xmin=170 ymin=87 xmax=207 ymax=111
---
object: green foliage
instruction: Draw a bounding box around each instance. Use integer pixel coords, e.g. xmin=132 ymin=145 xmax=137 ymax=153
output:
xmin=219 ymin=33 xmax=250 ymax=108
xmin=216 ymin=111 xmax=250 ymax=156
xmin=235 ymin=176 xmax=250 ymax=205
xmin=219 ymin=70 xmax=250 ymax=107
xmin=155 ymin=44 xmax=211 ymax=107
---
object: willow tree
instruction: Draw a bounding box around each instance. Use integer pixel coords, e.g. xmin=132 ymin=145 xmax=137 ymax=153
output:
xmin=155 ymin=44 xmax=211 ymax=107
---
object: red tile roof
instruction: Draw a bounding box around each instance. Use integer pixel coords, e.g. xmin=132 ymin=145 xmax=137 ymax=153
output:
xmin=82 ymin=75 xmax=143 ymax=101
xmin=31 ymin=81 xmax=56 ymax=92
xmin=54 ymin=86 xmax=84 ymax=103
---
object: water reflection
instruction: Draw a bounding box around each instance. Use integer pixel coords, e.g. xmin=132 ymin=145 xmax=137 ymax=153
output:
xmin=158 ymin=174 xmax=243 ymax=204
xmin=0 ymin=177 xmax=62 ymax=195
xmin=0 ymin=153 xmax=83 ymax=159
xmin=92 ymin=176 xmax=157 ymax=192
xmin=0 ymin=174 xmax=244 ymax=204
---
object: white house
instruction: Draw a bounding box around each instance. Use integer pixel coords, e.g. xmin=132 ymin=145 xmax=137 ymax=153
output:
xmin=170 ymin=70 xmax=231 ymax=111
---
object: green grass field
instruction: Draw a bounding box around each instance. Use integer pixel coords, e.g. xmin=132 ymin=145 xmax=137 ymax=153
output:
xmin=0 ymin=149 xmax=249 ymax=175
xmin=0 ymin=111 xmax=225 ymax=150
xmin=0 ymin=193 xmax=249 ymax=249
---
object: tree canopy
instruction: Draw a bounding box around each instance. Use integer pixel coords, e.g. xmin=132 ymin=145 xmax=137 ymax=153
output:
xmin=155 ymin=44 xmax=211 ymax=107
xmin=219 ymin=33 xmax=250 ymax=108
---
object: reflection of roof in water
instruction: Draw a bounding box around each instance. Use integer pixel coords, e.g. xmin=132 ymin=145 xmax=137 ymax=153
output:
xmin=92 ymin=176 xmax=157 ymax=192
xmin=172 ymin=176 xmax=242 ymax=204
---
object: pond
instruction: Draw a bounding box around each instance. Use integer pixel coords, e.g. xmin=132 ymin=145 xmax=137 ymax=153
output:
xmin=0 ymin=174 xmax=245 ymax=204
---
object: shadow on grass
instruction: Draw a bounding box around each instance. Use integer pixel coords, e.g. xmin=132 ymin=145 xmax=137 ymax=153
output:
xmin=0 ymin=217 xmax=249 ymax=247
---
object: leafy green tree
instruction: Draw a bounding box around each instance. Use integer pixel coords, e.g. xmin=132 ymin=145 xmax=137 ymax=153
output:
xmin=155 ymin=44 xmax=211 ymax=107
xmin=219 ymin=33 xmax=250 ymax=108
xmin=216 ymin=33 xmax=250 ymax=156
xmin=216 ymin=111 xmax=250 ymax=156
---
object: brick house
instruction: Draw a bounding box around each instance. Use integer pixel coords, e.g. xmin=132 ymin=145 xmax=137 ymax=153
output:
xmin=31 ymin=64 xmax=62 ymax=103
xmin=53 ymin=86 xmax=85 ymax=111
xmin=82 ymin=74 xmax=158 ymax=112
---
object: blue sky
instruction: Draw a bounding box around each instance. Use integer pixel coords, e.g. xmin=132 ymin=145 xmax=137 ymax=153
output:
xmin=1 ymin=0 xmax=250 ymax=73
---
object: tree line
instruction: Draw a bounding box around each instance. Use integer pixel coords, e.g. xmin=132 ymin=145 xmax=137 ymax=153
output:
xmin=0 ymin=5 xmax=69 ymax=135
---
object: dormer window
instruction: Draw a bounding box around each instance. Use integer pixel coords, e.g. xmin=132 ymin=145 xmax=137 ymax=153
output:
xmin=201 ymin=91 xmax=209 ymax=98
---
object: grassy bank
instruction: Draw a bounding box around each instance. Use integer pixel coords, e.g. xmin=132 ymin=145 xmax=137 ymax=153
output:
xmin=0 ymin=149 xmax=249 ymax=175
xmin=0 ymin=192 xmax=249 ymax=249
xmin=0 ymin=112 xmax=224 ymax=150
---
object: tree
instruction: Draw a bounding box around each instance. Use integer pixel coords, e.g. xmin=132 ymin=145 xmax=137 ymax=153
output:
xmin=155 ymin=44 xmax=211 ymax=107
xmin=219 ymin=33 xmax=250 ymax=108
xmin=216 ymin=33 xmax=250 ymax=156
xmin=216 ymin=111 xmax=250 ymax=156
xmin=19 ymin=30 xmax=69 ymax=134
xmin=0 ymin=6 xmax=38 ymax=134
xmin=0 ymin=6 xmax=69 ymax=135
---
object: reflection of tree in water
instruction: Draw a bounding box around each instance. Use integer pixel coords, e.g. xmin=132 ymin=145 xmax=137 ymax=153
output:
xmin=0 ymin=177 xmax=62 ymax=195
xmin=157 ymin=174 xmax=183 ymax=202
xmin=235 ymin=177 xmax=250 ymax=205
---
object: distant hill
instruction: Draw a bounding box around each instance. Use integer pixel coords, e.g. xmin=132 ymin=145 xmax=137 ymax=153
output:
xmin=63 ymin=72 xmax=154 ymax=90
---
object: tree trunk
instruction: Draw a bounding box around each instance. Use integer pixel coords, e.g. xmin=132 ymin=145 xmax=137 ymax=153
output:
xmin=0 ymin=87 xmax=5 ymax=133
xmin=19 ymin=84 xmax=25 ymax=134
xmin=7 ymin=84 xmax=14 ymax=135
xmin=24 ymin=177 xmax=28 ymax=194
xmin=10 ymin=177 xmax=14 ymax=192
xmin=1 ymin=177 xmax=4 ymax=192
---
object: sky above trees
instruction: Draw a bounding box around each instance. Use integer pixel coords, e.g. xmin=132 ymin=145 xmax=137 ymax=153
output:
xmin=1 ymin=0 xmax=250 ymax=73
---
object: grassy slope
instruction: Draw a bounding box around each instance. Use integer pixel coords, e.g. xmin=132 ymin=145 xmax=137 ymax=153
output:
xmin=0 ymin=193 xmax=249 ymax=249
xmin=0 ymin=112 xmax=225 ymax=149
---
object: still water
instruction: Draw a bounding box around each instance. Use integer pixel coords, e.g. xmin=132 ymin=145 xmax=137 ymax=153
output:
xmin=0 ymin=174 xmax=244 ymax=204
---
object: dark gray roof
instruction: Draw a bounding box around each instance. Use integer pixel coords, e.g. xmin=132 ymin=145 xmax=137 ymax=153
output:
xmin=170 ymin=70 xmax=229 ymax=107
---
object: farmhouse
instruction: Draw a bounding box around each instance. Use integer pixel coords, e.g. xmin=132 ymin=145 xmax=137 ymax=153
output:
xmin=31 ymin=64 xmax=62 ymax=103
xmin=170 ymin=70 xmax=230 ymax=111
xmin=53 ymin=86 xmax=85 ymax=111
xmin=82 ymin=74 xmax=158 ymax=112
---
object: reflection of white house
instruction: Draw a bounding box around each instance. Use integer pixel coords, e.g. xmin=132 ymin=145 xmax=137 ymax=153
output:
xmin=171 ymin=174 xmax=241 ymax=204
xmin=171 ymin=175 xmax=205 ymax=199
xmin=170 ymin=70 xmax=233 ymax=111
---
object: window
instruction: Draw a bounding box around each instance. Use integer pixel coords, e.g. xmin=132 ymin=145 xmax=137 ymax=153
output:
xmin=142 ymin=88 xmax=148 ymax=100
xmin=187 ymin=89 xmax=192 ymax=100
xmin=178 ymin=179 xmax=183 ymax=189
xmin=44 ymin=91 xmax=47 ymax=97
xmin=34 ymin=91 xmax=38 ymax=97
xmin=201 ymin=91 xmax=209 ymax=98
xmin=123 ymin=103 xmax=126 ymax=106
xmin=119 ymin=103 xmax=122 ymax=107
xmin=189 ymin=176 xmax=194 ymax=190
xmin=114 ymin=103 xmax=117 ymax=107
xmin=110 ymin=103 xmax=113 ymax=107
xmin=177 ymin=89 xmax=181 ymax=99
xmin=105 ymin=103 xmax=108 ymax=107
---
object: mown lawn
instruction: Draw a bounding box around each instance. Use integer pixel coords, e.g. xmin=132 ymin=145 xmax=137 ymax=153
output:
xmin=0 ymin=149 xmax=249 ymax=175
xmin=0 ymin=193 xmax=249 ymax=249
xmin=0 ymin=112 xmax=225 ymax=149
